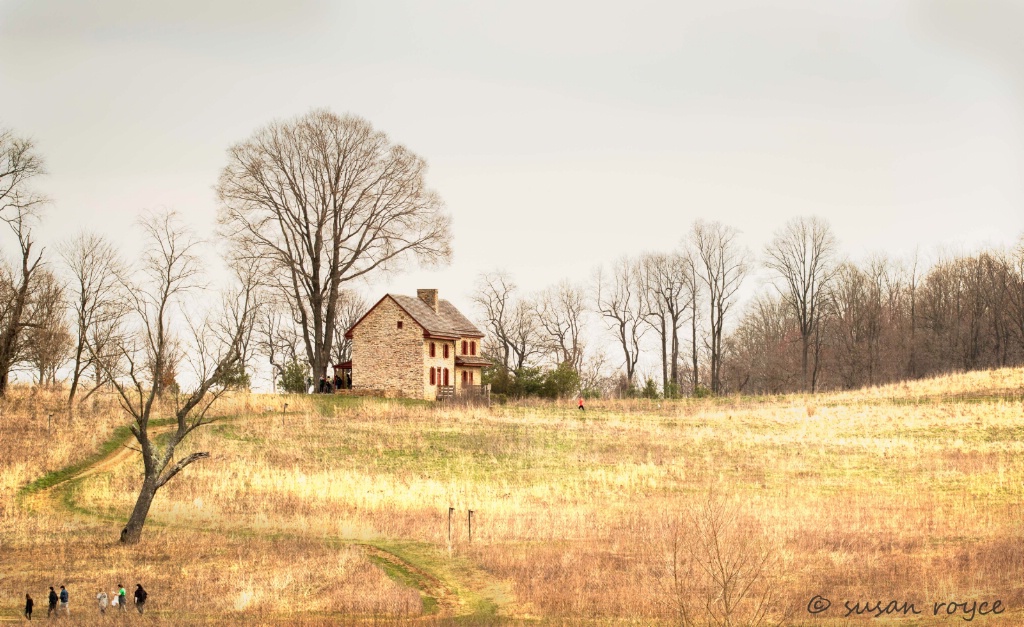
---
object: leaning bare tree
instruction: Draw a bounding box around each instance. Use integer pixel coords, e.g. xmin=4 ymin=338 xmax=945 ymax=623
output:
xmin=217 ymin=109 xmax=452 ymax=385
xmin=101 ymin=212 xmax=258 ymax=544
xmin=689 ymin=220 xmax=749 ymax=394
xmin=763 ymin=216 xmax=838 ymax=392
xmin=0 ymin=129 xmax=47 ymax=397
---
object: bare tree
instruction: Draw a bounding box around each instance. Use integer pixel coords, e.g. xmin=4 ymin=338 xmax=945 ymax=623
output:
xmin=60 ymin=232 xmax=127 ymax=406
xmin=1008 ymin=237 xmax=1024 ymax=361
xmin=649 ymin=491 xmax=788 ymax=627
xmin=256 ymin=297 xmax=306 ymax=393
xmin=639 ymin=252 xmax=692 ymax=397
xmin=690 ymin=221 xmax=749 ymax=394
xmin=724 ymin=293 xmax=796 ymax=394
xmin=534 ymin=280 xmax=587 ymax=372
xmin=763 ymin=216 xmax=838 ymax=392
xmin=0 ymin=129 xmax=47 ymax=397
xmin=594 ymin=257 xmax=648 ymax=391
xmin=330 ymin=290 xmax=368 ymax=366
xmin=682 ymin=246 xmax=704 ymax=394
xmin=217 ymin=109 xmax=451 ymax=386
xmin=473 ymin=271 xmax=544 ymax=372
xmin=100 ymin=212 xmax=259 ymax=544
xmin=21 ymin=270 xmax=72 ymax=385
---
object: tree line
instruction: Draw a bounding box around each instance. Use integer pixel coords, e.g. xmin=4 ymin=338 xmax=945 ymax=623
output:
xmin=476 ymin=217 xmax=1024 ymax=398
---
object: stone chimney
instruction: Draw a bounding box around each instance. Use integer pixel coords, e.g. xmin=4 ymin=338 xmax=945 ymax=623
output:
xmin=417 ymin=289 xmax=439 ymax=313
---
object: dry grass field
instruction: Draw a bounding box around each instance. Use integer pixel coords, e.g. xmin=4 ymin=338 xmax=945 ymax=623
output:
xmin=2 ymin=369 xmax=1024 ymax=625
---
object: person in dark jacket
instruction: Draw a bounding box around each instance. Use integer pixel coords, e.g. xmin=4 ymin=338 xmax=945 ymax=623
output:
xmin=58 ymin=585 xmax=69 ymax=616
xmin=134 ymin=584 xmax=148 ymax=614
xmin=24 ymin=593 xmax=33 ymax=620
xmin=47 ymin=587 xmax=57 ymax=617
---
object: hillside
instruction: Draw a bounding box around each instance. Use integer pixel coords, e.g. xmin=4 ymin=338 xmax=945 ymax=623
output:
xmin=2 ymin=370 xmax=1023 ymax=624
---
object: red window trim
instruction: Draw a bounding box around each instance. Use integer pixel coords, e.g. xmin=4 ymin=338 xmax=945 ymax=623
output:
xmin=443 ymin=368 xmax=449 ymax=386
xmin=430 ymin=368 xmax=435 ymax=385
xmin=430 ymin=342 xmax=436 ymax=357
xmin=470 ymin=341 xmax=476 ymax=356
xmin=461 ymin=340 xmax=467 ymax=354
xmin=443 ymin=344 xmax=449 ymax=358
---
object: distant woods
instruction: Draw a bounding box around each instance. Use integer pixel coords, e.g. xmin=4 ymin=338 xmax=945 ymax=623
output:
xmin=476 ymin=217 xmax=1024 ymax=398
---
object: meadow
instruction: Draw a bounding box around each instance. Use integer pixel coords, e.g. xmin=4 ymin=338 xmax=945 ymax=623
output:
xmin=1 ymin=368 xmax=1023 ymax=624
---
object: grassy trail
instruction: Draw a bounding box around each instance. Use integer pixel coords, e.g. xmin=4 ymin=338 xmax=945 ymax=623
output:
xmin=17 ymin=412 xmax=510 ymax=623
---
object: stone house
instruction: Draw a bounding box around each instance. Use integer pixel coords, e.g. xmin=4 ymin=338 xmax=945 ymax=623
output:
xmin=342 ymin=289 xmax=490 ymax=400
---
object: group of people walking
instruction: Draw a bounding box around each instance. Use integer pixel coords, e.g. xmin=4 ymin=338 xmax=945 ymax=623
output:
xmin=24 ymin=584 xmax=147 ymax=619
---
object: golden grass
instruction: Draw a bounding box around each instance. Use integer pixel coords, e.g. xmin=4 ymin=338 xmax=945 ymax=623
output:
xmin=2 ymin=369 xmax=1024 ymax=624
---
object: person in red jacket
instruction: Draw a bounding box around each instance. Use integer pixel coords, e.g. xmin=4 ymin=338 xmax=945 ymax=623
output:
xmin=578 ymin=396 xmax=585 ymax=411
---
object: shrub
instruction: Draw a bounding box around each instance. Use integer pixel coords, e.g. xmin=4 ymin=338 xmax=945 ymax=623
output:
xmin=278 ymin=361 xmax=309 ymax=394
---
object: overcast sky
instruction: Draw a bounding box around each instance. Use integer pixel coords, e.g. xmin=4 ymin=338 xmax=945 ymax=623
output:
xmin=2 ymin=0 xmax=1024 ymax=379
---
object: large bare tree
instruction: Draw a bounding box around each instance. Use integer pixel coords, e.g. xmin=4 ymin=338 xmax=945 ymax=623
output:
xmin=690 ymin=221 xmax=749 ymax=394
xmin=217 ymin=109 xmax=451 ymax=385
xmin=102 ymin=212 xmax=259 ymax=544
xmin=763 ymin=216 xmax=838 ymax=392
xmin=0 ymin=129 xmax=47 ymax=396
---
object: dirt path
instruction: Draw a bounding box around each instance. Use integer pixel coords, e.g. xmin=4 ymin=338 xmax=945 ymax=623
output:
xmin=20 ymin=418 xmax=507 ymax=622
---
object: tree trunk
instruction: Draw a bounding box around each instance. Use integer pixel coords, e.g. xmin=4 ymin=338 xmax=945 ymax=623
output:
xmin=121 ymin=480 xmax=159 ymax=544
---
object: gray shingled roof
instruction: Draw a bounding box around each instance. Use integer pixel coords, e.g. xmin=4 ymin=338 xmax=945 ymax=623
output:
xmin=390 ymin=295 xmax=484 ymax=339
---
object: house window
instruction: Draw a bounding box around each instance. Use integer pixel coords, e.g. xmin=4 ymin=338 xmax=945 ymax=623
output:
xmin=470 ymin=341 xmax=476 ymax=356
xmin=443 ymin=344 xmax=449 ymax=358
xmin=462 ymin=340 xmax=467 ymax=354
xmin=430 ymin=368 xmax=436 ymax=385
xmin=430 ymin=342 xmax=436 ymax=357
xmin=397 ymin=320 xmax=403 ymax=329
xmin=443 ymin=368 xmax=450 ymax=386
xmin=470 ymin=371 xmax=474 ymax=384
xmin=462 ymin=371 xmax=467 ymax=384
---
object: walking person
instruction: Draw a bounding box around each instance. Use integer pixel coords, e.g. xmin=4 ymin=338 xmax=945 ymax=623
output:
xmin=578 ymin=395 xmax=585 ymax=411
xmin=117 ymin=584 xmax=127 ymax=612
xmin=46 ymin=587 xmax=57 ymax=617
xmin=96 ymin=590 xmax=108 ymax=614
xmin=58 ymin=585 xmax=69 ymax=617
xmin=23 ymin=593 xmax=33 ymax=620
xmin=134 ymin=584 xmax=148 ymax=614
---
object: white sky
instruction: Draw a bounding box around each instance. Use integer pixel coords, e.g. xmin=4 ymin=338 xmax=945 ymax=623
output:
xmin=2 ymin=0 xmax=1024 ymax=383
